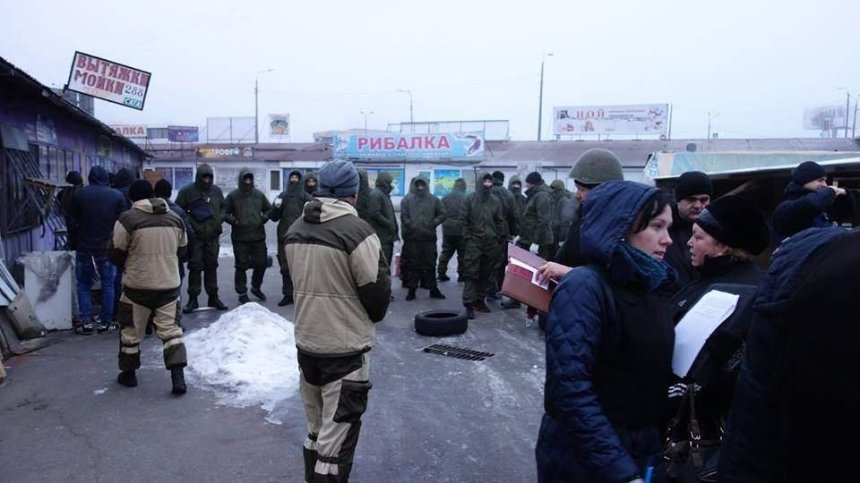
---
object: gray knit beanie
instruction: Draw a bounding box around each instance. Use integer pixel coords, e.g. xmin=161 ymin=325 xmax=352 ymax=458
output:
xmin=318 ymin=160 xmax=359 ymax=198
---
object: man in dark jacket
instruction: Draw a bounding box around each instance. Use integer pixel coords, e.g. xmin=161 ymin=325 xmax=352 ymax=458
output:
xmin=549 ymin=179 xmax=577 ymax=250
xmin=109 ymin=180 xmax=189 ymax=395
xmin=270 ymin=170 xmax=311 ymax=306
xmin=154 ymin=179 xmax=195 ymax=281
xmin=285 ymin=160 xmax=391 ymax=483
xmin=461 ymin=173 xmax=505 ymax=319
xmin=366 ymin=171 xmax=399 ymax=271
xmin=400 ymin=176 xmax=447 ymax=300
xmin=225 ymin=168 xmax=271 ymax=304
xmin=489 ymin=171 xmax=517 ymax=298
xmin=437 ymin=178 xmax=467 ymax=282
xmin=355 ymin=168 xmax=372 ymax=222
xmin=719 ymin=227 xmax=860 ymax=483
xmin=772 ymin=160 xmax=854 ymax=242
xmin=112 ymin=167 xmax=136 ymax=209
xmin=304 ymin=172 xmax=318 ymax=196
xmin=175 ymin=163 xmax=228 ymax=312
xmin=666 ymin=171 xmax=712 ymax=288
xmin=517 ymin=172 xmax=554 ymax=260
xmin=69 ymin=165 xmax=127 ymax=334
xmin=58 ymin=170 xmax=83 ymax=250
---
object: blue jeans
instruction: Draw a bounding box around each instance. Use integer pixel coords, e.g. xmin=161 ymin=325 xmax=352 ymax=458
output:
xmin=76 ymin=252 xmax=117 ymax=324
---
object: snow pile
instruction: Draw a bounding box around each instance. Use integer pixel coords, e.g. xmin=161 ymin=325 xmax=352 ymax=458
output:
xmin=185 ymin=302 xmax=299 ymax=423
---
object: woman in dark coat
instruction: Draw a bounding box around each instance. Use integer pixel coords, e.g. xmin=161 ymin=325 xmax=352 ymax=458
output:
xmin=537 ymin=181 xmax=676 ymax=483
xmin=664 ymin=195 xmax=770 ymax=482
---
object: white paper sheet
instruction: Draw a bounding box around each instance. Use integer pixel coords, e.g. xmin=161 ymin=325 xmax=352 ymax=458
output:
xmin=672 ymin=290 xmax=740 ymax=378
xmin=508 ymin=257 xmax=550 ymax=290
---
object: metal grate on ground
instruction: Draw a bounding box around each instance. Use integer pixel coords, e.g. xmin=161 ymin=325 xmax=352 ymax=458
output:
xmin=423 ymin=344 xmax=495 ymax=361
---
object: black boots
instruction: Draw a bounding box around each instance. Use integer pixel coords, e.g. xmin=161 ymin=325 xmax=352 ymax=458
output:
xmin=405 ymin=288 xmax=417 ymax=301
xmin=208 ymin=297 xmax=228 ymax=310
xmin=250 ymin=287 xmax=267 ymax=302
xmin=474 ymin=300 xmax=491 ymax=313
xmin=117 ymin=370 xmax=138 ymax=387
xmin=429 ymin=287 xmax=446 ymax=299
xmin=238 ymin=293 xmax=250 ymax=304
xmin=438 ymin=273 xmax=451 ymax=282
xmin=171 ymin=367 xmax=187 ymax=395
xmin=278 ymin=296 xmax=293 ymax=307
xmin=183 ymin=298 xmax=199 ymax=314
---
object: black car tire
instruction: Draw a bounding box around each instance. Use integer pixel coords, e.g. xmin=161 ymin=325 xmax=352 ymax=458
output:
xmin=414 ymin=310 xmax=468 ymax=337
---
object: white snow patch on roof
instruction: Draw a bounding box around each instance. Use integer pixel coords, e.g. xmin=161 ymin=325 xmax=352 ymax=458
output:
xmin=184 ymin=302 xmax=298 ymax=423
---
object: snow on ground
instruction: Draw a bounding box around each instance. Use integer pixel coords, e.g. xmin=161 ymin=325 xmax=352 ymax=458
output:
xmin=184 ymin=302 xmax=298 ymax=423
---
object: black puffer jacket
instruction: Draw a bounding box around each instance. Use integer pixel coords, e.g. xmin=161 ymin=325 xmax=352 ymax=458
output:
xmin=400 ymin=176 xmax=446 ymax=241
xmin=270 ymin=174 xmax=311 ymax=241
xmin=175 ymin=163 xmax=226 ymax=241
xmin=366 ymin=172 xmax=399 ymax=245
xmin=224 ymin=168 xmax=271 ymax=242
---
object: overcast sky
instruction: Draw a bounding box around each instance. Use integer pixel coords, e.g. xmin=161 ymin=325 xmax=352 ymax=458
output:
xmin=2 ymin=0 xmax=858 ymax=142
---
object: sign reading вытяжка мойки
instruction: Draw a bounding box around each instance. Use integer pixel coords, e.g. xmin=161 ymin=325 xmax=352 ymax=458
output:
xmin=66 ymin=51 xmax=151 ymax=111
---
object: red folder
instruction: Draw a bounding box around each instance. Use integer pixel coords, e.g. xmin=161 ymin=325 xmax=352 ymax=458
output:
xmin=500 ymin=243 xmax=557 ymax=313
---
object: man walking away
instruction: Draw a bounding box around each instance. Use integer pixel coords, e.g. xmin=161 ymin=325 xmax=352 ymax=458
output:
xmin=270 ymin=170 xmax=311 ymax=306
xmin=225 ymin=169 xmax=271 ymax=304
xmin=400 ymin=176 xmax=447 ymax=300
xmin=437 ymin=178 xmax=468 ymax=282
xmin=108 ymin=180 xmax=188 ymax=395
xmin=285 ymin=160 xmax=391 ymax=482
xmin=461 ymin=173 xmax=505 ymax=319
xmin=366 ymin=171 xmax=399 ymax=273
xmin=57 ymin=170 xmax=83 ymax=251
xmin=69 ymin=165 xmax=126 ymax=334
xmin=175 ymin=163 xmax=229 ymax=313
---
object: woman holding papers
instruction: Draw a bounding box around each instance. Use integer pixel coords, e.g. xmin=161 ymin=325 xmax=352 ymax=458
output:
xmin=664 ymin=195 xmax=769 ymax=482
xmin=536 ymin=181 xmax=676 ymax=483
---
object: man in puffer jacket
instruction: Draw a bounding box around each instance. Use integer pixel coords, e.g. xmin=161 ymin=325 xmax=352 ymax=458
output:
xmin=437 ymin=178 xmax=467 ymax=282
xmin=366 ymin=171 xmax=399 ymax=272
xmin=175 ymin=163 xmax=228 ymax=312
xmin=285 ymin=160 xmax=391 ymax=483
xmin=400 ymin=175 xmax=447 ymax=300
xmin=225 ymin=168 xmax=271 ymax=304
xmin=108 ymin=180 xmax=189 ymax=395
xmin=270 ymin=170 xmax=311 ymax=306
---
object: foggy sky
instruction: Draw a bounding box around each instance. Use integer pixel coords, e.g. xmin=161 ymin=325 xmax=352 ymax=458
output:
xmin=2 ymin=0 xmax=858 ymax=142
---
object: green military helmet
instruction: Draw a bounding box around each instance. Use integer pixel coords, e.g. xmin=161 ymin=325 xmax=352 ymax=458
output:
xmin=568 ymin=148 xmax=624 ymax=185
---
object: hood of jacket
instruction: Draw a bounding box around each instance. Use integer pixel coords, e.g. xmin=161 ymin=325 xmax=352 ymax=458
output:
xmin=412 ymin=175 xmax=430 ymax=198
xmin=376 ymin=171 xmax=395 ymax=194
xmin=132 ymin=197 xmax=169 ymax=215
xmin=357 ymin=169 xmax=372 ymax=193
xmin=477 ymin=172 xmax=494 ymax=199
xmin=304 ymin=173 xmax=318 ymax=194
xmin=508 ymin=175 xmax=523 ymax=195
xmin=452 ymin=178 xmax=467 ymax=193
xmin=549 ymin=179 xmax=569 ymax=198
xmin=237 ymin=167 xmax=254 ymax=192
xmin=301 ymin=197 xmax=358 ymax=225
xmin=581 ymin=181 xmax=672 ymax=288
xmin=88 ymin=165 xmax=110 ymax=186
xmin=113 ymin=168 xmax=135 ymax=189
xmin=195 ymin=163 xmax=215 ymax=190
xmin=754 ymin=227 xmax=848 ymax=319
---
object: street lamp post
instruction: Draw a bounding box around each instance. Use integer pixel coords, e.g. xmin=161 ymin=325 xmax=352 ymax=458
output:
xmin=255 ymin=68 xmax=275 ymax=144
xmin=397 ymin=89 xmax=414 ymax=126
xmin=360 ymin=110 xmax=374 ymax=134
xmin=537 ymin=53 xmax=554 ymax=141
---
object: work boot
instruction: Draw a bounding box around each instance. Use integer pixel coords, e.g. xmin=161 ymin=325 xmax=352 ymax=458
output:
xmin=117 ymin=370 xmax=138 ymax=388
xmin=238 ymin=293 xmax=250 ymax=305
xmin=171 ymin=367 xmax=187 ymax=395
xmin=475 ymin=300 xmax=491 ymax=313
xmin=208 ymin=297 xmax=228 ymax=310
xmin=438 ymin=273 xmax=450 ymax=282
xmin=251 ymin=287 xmax=267 ymax=302
xmin=405 ymin=288 xmax=417 ymax=301
xmin=501 ymin=298 xmax=522 ymax=310
xmin=429 ymin=287 xmax=446 ymax=299
xmin=278 ymin=296 xmax=293 ymax=307
xmin=465 ymin=306 xmax=475 ymax=320
xmin=183 ymin=298 xmax=198 ymax=314
xmin=486 ymin=292 xmax=501 ymax=301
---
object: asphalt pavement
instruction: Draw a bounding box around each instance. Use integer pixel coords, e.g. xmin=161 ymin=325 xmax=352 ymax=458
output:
xmin=0 ymin=225 xmax=547 ymax=482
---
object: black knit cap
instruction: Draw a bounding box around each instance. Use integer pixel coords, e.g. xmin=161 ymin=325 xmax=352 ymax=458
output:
xmin=675 ymin=171 xmax=713 ymax=201
xmin=154 ymin=179 xmax=172 ymax=198
xmin=482 ymin=172 xmax=495 ymax=182
xmin=492 ymin=170 xmax=505 ymax=181
xmin=695 ymin=195 xmax=769 ymax=255
xmin=525 ymin=171 xmax=543 ymax=184
xmin=129 ymin=180 xmax=154 ymax=202
xmin=791 ymin=161 xmax=826 ymax=185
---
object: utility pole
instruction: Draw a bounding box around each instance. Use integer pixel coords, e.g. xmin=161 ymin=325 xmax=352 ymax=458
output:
xmin=397 ymin=89 xmax=413 ymax=126
xmin=361 ymin=110 xmax=374 ymax=134
xmin=537 ymin=52 xmax=553 ymax=141
xmin=254 ymin=69 xmax=274 ymax=144
xmin=707 ymin=112 xmax=711 ymax=139
xmin=846 ymin=91 xmax=852 ymax=138
xmin=853 ymin=97 xmax=858 ymax=138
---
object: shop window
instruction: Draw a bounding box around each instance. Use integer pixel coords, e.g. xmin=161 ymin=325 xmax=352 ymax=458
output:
xmin=270 ymin=170 xmax=281 ymax=191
